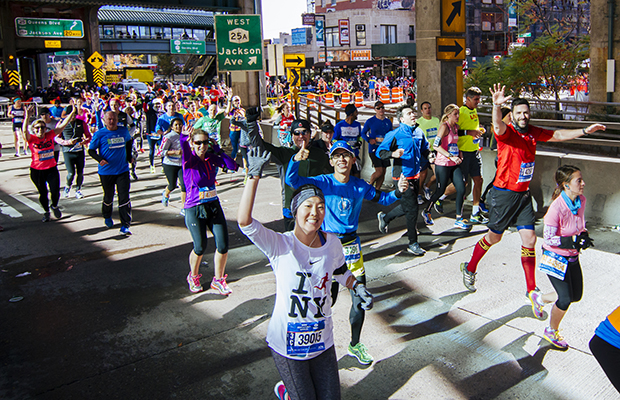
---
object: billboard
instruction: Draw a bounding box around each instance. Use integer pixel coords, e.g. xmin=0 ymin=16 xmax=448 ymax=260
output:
xmin=339 ymin=19 xmax=350 ymax=45
xmin=316 ymin=19 xmax=324 ymax=47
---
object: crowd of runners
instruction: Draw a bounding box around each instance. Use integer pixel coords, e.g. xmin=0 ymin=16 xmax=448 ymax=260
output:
xmin=3 ymin=79 xmax=619 ymax=399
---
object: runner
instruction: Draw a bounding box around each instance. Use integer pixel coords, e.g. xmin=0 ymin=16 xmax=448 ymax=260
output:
xmin=239 ymin=148 xmax=372 ymax=400
xmin=193 ymin=91 xmax=232 ymax=145
xmin=22 ymin=105 xmax=76 ymax=222
xmin=459 ymin=83 xmax=606 ymax=319
xmin=8 ymin=98 xmax=27 ymax=156
xmin=590 ymin=305 xmax=620 ymax=392
xmin=286 ymin=140 xmax=407 ymax=365
xmin=361 ymin=101 xmax=393 ymax=189
xmin=158 ymin=117 xmax=186 ymax=208
xmin=538 ymin=165 xmax=592 ymax=348
xmin=228 ymin=96 xmax=245 ymax=161
xmin=273 ymin=102 xmax=295 ymax=148
xmin=57 ymin=104 xmax=92 ymax=200
xmin=416 ymin=101 xmax=440 ymax=200
xmin=145 ymin=100 xmax=164 ymax=177
xmin=420 ymin=104 xmax=471 ymax=229
xmin=180 ymin=126 xmax=238 ymax=295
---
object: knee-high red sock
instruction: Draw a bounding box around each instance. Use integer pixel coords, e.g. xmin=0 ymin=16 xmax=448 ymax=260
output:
xmin=467 ymin=236 xmax=493 ymax=273
xmin=521 ymin=246 xmax=536 ymax=292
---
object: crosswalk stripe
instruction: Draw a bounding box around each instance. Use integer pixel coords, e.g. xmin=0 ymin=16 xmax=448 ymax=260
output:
xmin=0 ymin=199 xmax=23 ymax=218
xmin=10 ymin=193 xmax=45 ymax=214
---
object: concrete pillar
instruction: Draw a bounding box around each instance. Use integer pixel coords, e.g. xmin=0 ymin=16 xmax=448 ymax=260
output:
xmin=84 ymin=5 xmax=101 ymax=87
xmin=415 ymin=0 xmax=461 ymax=112
xmin=589 ymin=0 xmax=620 ymax=109
xmin=1 ymin=2 xmax=20 ymax=85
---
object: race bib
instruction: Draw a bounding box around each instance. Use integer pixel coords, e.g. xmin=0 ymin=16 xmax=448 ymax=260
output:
xmin=375 ymin=137 xmax=384 ymax=143
xmin=107 ymin=136 xmax=125 ymax=149
xmin=38 ymin=149 xmax=54 ymax=161
xmin=150 ymin=134 xmax=161 ymax=140
xmin=448 ymin=143 xmax=459 ymax=157
xmin=286 ymin=321 xmax=325 ymax=357
xmin=517 ymin=161 xmax=535 ymax=183
xmin=198 ymin=186 xmax=217 ymax=203
xmin=167 ymin=155 xmax=181 ymax=162
xmin=538 ymin=250 xmax=568 ymax=280
xmin=343 ymin=237 xmax=365 ymax=277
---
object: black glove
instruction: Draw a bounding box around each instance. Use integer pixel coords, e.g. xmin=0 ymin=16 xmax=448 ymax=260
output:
xmin=247 ymin=147 xmax=271 ymax=178
xmin=558 ymin=236 xmax=576 ymax=250
xmin=354 ymin=282 xmax=373 ymax=311
xmin=575 ymin=231 xmax=594 ymax=251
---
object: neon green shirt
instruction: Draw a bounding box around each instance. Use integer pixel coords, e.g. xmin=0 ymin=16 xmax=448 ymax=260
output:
xmin=417 ymin=116 xmax=440 ymax=151
xmin=457 ymin=105 xmax=481 ymax=152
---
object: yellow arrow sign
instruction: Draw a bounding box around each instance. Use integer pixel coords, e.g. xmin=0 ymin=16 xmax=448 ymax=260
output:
xmin=442 ymin=0 xmax=465 ymax=33
xmin=7 ymin=70 xmax=20 ymax=87
xmin=287 ymin=68 xmax=301 ymax=87
xmin=92 ymin=68 xmax=105 ymax=86
xmin=284 ymin=53 xmax=306 ymax=68
xmin=436 ymin=37 xmax=466 ymax=60
xmin=88 ymin=51 xmax=105 ymax=69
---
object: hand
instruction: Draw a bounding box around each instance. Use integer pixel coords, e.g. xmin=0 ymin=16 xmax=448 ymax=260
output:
xmin=247 ymin=147 xmax=271 ymax=178
xmin=182 ymin=124 xmax=194 ymax=137
xmin=354 ymin=282 xmax=373 ymax=311
xmin=575 ymin=231 xmax=594 ymax=251
xmin=489 ymin=83 xmax=512 ymax=106
xmin=584 ymin=124 xmax=606 ymax=134
xmin=392 ymin=148 xmax=404 ymax=158
xmin=294 ymin=140 xmax=309 ymax=161
xmin=369 ymin=138 xmax=376 ymax=145
xmin=99 ymin=159 xmax=108 ymax=166
xmin=397 ymin=173 xmax=409 ymax=193
xmin=468 ymin=130 xmax=482 ymax=139
xmin=451 ymin=156 xmax=462 ymax=165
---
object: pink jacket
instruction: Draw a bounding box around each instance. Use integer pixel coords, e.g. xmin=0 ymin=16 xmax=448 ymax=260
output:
xmin=542 ymin=194 xmax=586 ymax=257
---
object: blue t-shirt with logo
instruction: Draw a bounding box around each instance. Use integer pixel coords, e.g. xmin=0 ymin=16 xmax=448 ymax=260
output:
xmin=89 ymin=127 xmax=132 ymax=175
xmin=361 ymin=116 xmax=393 ymax=155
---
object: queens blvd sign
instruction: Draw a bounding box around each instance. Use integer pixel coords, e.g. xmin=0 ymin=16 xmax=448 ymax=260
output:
xmin=214 ymin=14 xmax=263 ymax=72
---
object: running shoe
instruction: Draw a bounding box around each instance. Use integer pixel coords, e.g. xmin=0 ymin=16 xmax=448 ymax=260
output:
xmin=150 ymin=165 xmax=156 ymax=174
xmin=120 ymin=226 xmax=132 ymax=236
xmin=51 ymin=205 xmax=62 ymax=219
xmin=479 ymin=201 xmax=489 ymax=213
xmin=211 ymin=275 xmax=233 ymax=295
xmin=63 ymin=187 xmax=71 ymax=198
xmin=471 ymin=213 xmax=489 ymax=224
xmin=421 ymin=210 xmax=434 ymax=225
xmin=528 ymin=290 xmax=544 ymax=319
xmin=460 ymin=262 xmax=477 ymax=292
xmin=434 ymin=200 xmax=444 ymax=214
xmin=407 ymin=242 xmax=426 ymax=256
xmin=75 ymin=190 xmax=84 ymax=199
xmin=42 ymin=212 xmax=51 ymax=223
xmin=161 ymin=190 xmax=169 ymax=207
xmin=187 ymin=273 xmax=203 ymax=293
xmin=274 ymin=381 xmax=289 ymax=400
xmin=423 ymin=187 xmax=432 ymax=201
xmin=377 ymin=211 xmax=388 ymax=234
xmin=417 ymin=194 xmax=424 ymax=205
xmin=104 ymin=218 xmax=114 ymax=228
xmin=543 ymin=327 xmax=568 ymax=349
xmin=14 ymin=153 xmax=20 ymax=157
xmin=348 ymin=342 xmax=373 ymax=364
xmin=454 ymin=218 xmax=472 ymax=230
xmin=22 ymin=150 xmax=28 ymax=156
xmin=179 ymin=209 xmax=186 ymax=217
xmin=131 ymin=171 xmax=139 ymax=181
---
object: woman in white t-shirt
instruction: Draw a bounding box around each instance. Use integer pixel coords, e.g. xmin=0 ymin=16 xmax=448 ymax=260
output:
xmin=237 ymin=148 xmax=373 ymax=400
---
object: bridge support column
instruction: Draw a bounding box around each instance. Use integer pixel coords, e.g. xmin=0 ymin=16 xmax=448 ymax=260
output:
xmin=1 ymin=1 xmax=21 ymax=89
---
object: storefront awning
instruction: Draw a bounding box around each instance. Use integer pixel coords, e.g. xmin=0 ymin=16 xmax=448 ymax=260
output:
xmin=312 ymin=60 xmax=378 ymax=69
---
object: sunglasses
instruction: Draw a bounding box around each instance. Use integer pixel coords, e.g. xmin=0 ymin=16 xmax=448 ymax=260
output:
xmin=375 ymin=106 xmax=384 ymax=110
xmin=293 ymin=129 xmax=308 ymax=136
xmin=193 ymin=140 xmax=210 ymax=146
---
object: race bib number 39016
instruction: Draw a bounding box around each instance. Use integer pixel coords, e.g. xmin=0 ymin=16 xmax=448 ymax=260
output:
xmin=517 ymin=161 xmax=535 ymax=183
xmin=286 ymin=321 xmax=325 ymax=357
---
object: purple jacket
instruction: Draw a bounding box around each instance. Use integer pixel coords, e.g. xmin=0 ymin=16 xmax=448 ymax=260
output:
xmin=181 ymin=134 xmax=238 ymax=208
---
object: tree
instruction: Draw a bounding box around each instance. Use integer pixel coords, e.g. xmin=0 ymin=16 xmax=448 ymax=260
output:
xmin=102 ymin=54 xmax=143 ymax=71
xmin=156 ymin=54 xmax=181 ymax=79
xmin=513 ymin=0 xmax=590 ymax=41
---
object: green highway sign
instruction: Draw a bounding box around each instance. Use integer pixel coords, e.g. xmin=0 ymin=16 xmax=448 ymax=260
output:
xmin=170 ymin=39 xmax=206 ymax=54
xmin=54 ymin=51 xmax=81 ymax=56
xmin=15 ymin=18 xmax=84 ymax=38
xmin=214 ymin=14 xmax=263 ymax=71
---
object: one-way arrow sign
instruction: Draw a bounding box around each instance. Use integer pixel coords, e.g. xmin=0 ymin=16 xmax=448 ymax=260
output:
xmin=436 ymin=37 xmax=466 ymax=60
xmin=442 ymin=0 xmax=465 ymax=33
xmin=283 ymin=53 xmax=306 ymax=68
xmin=287 ymin=68 xmax=301 ymax=87
xmin=446 ymin=0 xmax=462 ymax=26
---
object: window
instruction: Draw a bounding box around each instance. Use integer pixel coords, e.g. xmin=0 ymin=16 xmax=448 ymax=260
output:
xmin=355 ymin=24 xmax=366 ymax=46
xmin=139 ymin=26 xmax=150 ymax=38
xmin=173 ymin=28 xmax=184 ymax=39
xmin=163 ymin=27 xmax=172 ymax=39
xmin=153 ymin=27 xmax=164 ymax=39
xmin=326 ymin=27 xmax=340 ymax=47
xmin=408 ymin=25 xmax=415 ymax=41
xmin=380 ymin=25 xmax=397 ymax=44
xmin=330 ymin=0 xmax=337 ymax=5
xmin=128 ymin=25 xmax=139 ymax=38
xmin=193 ymin=29 xmax=206 ymax=40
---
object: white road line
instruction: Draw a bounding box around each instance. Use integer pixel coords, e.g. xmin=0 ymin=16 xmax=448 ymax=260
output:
xmin=10 ymin=193 xmax=45 ymax=214
xmin=0 ymin=199 xmax=23 ymax=218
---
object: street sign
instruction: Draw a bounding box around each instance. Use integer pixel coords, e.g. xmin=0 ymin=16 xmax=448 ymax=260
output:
xmin=170 ymin=39 xmax=206 ymax=54
xmin=55 ymin=51 xmax=80 ymax=56
xmin=302 ymin=13 xmax=315 ymax=26
xmin=403 ymin=59 xmax=409 ymax=69
xmin=44 ymin=40 xmax=61 ymax=49
xmin=284 ymin=53 xmax=306 ymax=68
xmin=287 ymin=68 xmax=301 ymax=87
xmin=15 ymin=18 xmax=83 ymax=38
xmin=214 ymin=14 xmax=263 ymax=72
xmin=92 ymin=68 xmax=105 ymax=86
xmin=87 ymin=51 xmax=104 ymax=69
xmin=441 ymin=0 xmax=465 ymax=33
xmin=436 ymin=37 xmax=466 ymax=60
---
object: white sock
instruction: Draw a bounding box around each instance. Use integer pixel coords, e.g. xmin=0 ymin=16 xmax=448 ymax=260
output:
xmin=439 ymin=194 xmax=447 ymax=201
xmin=472 ymin=205 xmax=480 ymax=215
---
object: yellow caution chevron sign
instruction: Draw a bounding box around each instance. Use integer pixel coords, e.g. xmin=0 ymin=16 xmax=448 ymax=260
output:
xmin=7 ymin=70 xmax=20 ymax=87
xmin=92 ymin=68 xmax=105 ymax=86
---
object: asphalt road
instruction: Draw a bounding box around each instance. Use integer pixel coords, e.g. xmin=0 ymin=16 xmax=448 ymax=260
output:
xmin=1 ymin=123 xmax=619 ymax=400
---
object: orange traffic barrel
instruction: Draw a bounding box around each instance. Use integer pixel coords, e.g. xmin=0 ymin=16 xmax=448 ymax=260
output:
xmin=354 ymin=91 xmax=363 ymax=107
xmin=341 ymin=92 xmax=351 ymax=108
xmin=380 ymin=86 xmax=390 ymax=104
xmin=307 ymin=93 xmax=318 ymax=109
xmin=391 ymin=87 xmax=400 ymax=103
xmin=325 ymin=92 xmax=334 ymax=108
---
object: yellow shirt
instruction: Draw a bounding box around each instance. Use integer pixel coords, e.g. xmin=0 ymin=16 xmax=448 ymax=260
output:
xmin=457 ymin=105 xmax=481 ymax=152
xmin=417 ymin=116 xmax=440 ymax=151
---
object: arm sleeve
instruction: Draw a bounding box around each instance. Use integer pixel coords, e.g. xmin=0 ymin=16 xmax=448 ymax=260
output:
xmin=285 ymin=158 xmax=315 ymax=189
xmin=88 ymin=148 xmax=103 ymax=163
xmin=333 ymin=265 xmax=355 ymax=287
xmin=377 ymin=135 xmax=396 ymax=160
xmin=125 ymin=139 xmax=134 ymax=162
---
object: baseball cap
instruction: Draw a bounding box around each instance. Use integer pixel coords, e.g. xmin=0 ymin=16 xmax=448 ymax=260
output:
xmin=329 ymin=140 xmax=355 ymax=157
xmin=291 ymin=119 xmax=311 ymax=132
xmin=320 ymin=120 xmax=334 ymax=132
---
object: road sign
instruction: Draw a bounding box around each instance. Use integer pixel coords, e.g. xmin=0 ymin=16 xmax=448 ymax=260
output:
xmin=302 ymin=13 xmax=315 ymax=26
xmin=55 ymin=51 xmax=80 ymax=56
xmin=15 ymin=18 xmax=83 ymax=38
xmin=436 ymin=37 xmax=466 ymax=60
xmin=7 ymin=70 xmax=20 ymax=87
xmin=92 ymin=68 xmax=105 ymax=86
xmin=287 ymin=68 xmax=301 ymax=87
xmin=87 ymin=52 xmax=104 ymax=69
xmin=284 ymin=53 xmax=306 ymax=68
xmin=170 ymin=39 xmax=206 ymax=54
xmin=441 ymin=0 xmax=465 ymax=33
xmin=214 ymin=14 xmax=263 ymax=72
xmin=44 ymin=40 xmax=61 ymax=49
xmin=403 ymin=59 xmax=409 ymax=69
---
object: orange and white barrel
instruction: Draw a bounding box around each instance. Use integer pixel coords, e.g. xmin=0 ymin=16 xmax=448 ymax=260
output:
xmin=380 ymin=86 xmax=390 ymax=104
xmin=325 ymin=92 xmax=335 ymax=108
xmin=341 ymin=92 xmax=351 ymax=108
xmin=354 ymin=91 xmax=363 ymax=108
xmin=391 ymin=87 xmax=400 ymax=104
xmin=307 ymin=93 xmax=318 ymax=109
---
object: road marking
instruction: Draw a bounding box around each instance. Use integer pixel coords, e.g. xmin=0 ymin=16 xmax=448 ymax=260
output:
xmin=10 ymin=193 xmax=45 ymax=214
xmin=0 ymin=199 xmax=23 ymax=218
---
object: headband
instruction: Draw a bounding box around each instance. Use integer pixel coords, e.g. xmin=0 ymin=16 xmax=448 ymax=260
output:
xmin=291 ymin=186 xmax=325 ymax=216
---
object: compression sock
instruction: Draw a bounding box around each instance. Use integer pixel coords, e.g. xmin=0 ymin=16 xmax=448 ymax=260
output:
xmin=521 ymin=246 xmax=537 ymax=292
xmin=472 ymin=205 xmax=480 ymax=215
xmin=467 ymin=236 xmax=493 ymax=273
xmin=439 ymin=194 xmax=447 ymax=201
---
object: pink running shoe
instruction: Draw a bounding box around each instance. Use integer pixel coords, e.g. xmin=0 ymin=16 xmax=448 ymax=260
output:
xmin=187 ymin=273 xmax=203 ymax=293
xmin=211 ymin=274 xmax=232 ymax=295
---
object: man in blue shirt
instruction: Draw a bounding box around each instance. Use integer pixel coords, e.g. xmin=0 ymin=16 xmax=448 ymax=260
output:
xmin=88 ymin=111 xmax=134 ymax=235
xmin=376 ymin=105 xmax=431 ymax=256
xmin=49 ymin=99 xmax=64 ymax=118
xmin=286 ymin=140 xmax=407 ymax=366
xmin=361 ymin=101 xmax=393 ymax=189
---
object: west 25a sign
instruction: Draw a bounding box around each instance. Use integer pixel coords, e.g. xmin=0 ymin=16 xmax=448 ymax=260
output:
xmin=214 ymin=15 xmax=264 ymax=72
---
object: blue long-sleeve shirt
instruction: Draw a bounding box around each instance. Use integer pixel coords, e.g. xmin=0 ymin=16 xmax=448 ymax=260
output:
xmin=377 ymin=123 xmax=430 ymax=179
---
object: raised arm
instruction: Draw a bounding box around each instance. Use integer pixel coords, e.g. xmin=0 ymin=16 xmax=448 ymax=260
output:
xmin=548 ymin=124 xmax=606 ymax=142
xmin=238 ymin=147 xmax=271 ymax=227
xmin=53 ymin=106 xmax=77 ymax=135
xmin=489 ymin=83 xmax=512 ymax=137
